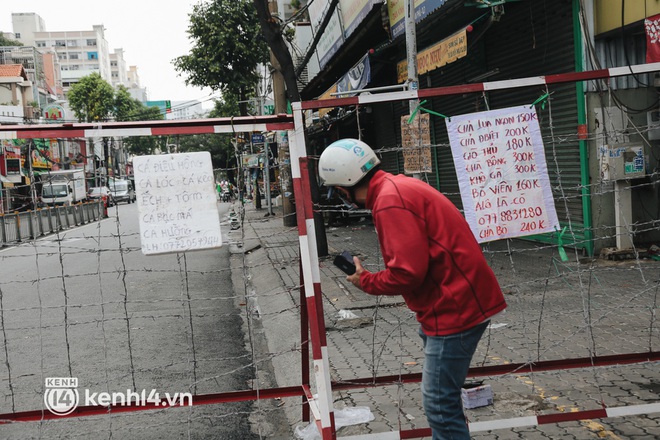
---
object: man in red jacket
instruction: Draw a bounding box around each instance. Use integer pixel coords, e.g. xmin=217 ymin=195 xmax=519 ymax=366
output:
xmin=319 ymin=138 xmax=507 ymax=439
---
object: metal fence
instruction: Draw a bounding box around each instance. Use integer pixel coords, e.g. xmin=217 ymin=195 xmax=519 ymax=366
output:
xmin=0 ymin=201 xmax=105 ymax=246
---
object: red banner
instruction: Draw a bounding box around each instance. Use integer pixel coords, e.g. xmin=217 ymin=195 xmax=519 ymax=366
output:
xmin=645 ymin=13 xmax=660 ymax=63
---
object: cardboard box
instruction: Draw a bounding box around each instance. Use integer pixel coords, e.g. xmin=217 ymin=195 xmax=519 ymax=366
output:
xmin=461 ymin=383 xmax=493 ymax=409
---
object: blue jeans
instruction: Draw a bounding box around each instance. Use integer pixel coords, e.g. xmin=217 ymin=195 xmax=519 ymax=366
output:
xmin=419 ymin=321 xmax=489 ymax=440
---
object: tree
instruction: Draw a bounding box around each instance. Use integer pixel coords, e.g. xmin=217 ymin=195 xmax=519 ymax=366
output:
xmin=113 ymin=85 xmax=135 ymax=121
xmin=67 ymin=73 xmax=115 ymax=122
xmin=176 ymin=92 xmax=242 ymax=181
xmin=252 ymin=0 xmax=326 ymax=251
xmin=173 ymin=0 xmax=269 ymax=114
xmin=67 ymin=75 xmax=164 ymax=156
xmin=114 ymin=87 xmax=165 ymax=156
xmin=252 ymin=0 xmax=300 ymax=102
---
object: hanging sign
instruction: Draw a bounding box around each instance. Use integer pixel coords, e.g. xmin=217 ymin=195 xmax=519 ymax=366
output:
xmin=645 ymin=13 xmax=660 ymax=63
xmin=337 ymin=53 xmax=371 ymax=94
xmin=43 ymin=104 xmax=66 ymax=122
xmin=397 ymin=28 xmax=467 ymax=83
xmin=242 ymin=154 xmax=261 ymax=168
xmin=308 ymin=0 xmax=344 ymax=68
xmin=134 ymin=152 xmax=222 ymax=255
xmin=401 ymin=113 xmax=432 ymax=174
xmin=389 ymin=0 xmax=447 ymax=39
xmin=446 ymin=105 xmax=559 ymax=242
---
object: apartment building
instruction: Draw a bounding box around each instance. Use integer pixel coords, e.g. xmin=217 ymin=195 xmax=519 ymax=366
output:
xmin=10 ymin=12 xmax=46 ymax=47
xmin=110 ymin=48 xmax=128 ymax=88
xmin=11 ymin=13 xmax=120 ymax=94
xmin=33 ymin=24 xmax=112 ymax=93
xmin=127 ymin=65 xmax=147 ymax=102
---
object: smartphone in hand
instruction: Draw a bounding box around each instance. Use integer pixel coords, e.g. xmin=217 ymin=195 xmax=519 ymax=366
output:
xmin=333 ymin=251 xmax=356 ymax=275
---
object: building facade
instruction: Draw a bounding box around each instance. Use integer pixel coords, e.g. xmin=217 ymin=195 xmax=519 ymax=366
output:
xmin=110 ymin=48 xmax=129 ymax=88
xmin=0 ymin=46 xmax=50 ymax=107
xmin=126 ymin=65 xmax=147 ymax=102
xmin=295 ymin=0 xmax=660 ymax=254
xmin=32 ymin=24 xmax=112 ymax=93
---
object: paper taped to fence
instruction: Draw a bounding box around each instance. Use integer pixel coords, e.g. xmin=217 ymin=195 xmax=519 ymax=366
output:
xmin=446 ymin=105 xmax=559 ymax=242
xmin=134 ymin=152 xmax=222 ymax=255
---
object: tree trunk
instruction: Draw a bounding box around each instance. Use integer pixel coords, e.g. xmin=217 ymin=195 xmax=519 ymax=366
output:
xmin=252 ymin=0 xmax=300 ymax=102
xmin=252 ymin=0 xmax=327 ymax=256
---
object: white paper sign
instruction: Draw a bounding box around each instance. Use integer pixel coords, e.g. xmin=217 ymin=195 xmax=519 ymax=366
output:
xmin=446 ymin=106 xmax=559 ymax=242
xmin=134 ymin=152 xmax=222 ymax=255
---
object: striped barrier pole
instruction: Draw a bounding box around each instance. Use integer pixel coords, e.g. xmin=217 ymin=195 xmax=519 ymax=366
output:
xmin=289 ymin=105 xmax=337 ymax=439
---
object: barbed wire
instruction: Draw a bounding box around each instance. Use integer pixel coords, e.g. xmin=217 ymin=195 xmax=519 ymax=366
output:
xmin=0 ymin=111 xmax=658 ymax=438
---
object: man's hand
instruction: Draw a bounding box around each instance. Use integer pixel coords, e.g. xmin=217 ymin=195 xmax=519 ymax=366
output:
xmin=346 ymin=256 xmax=366 ymax=290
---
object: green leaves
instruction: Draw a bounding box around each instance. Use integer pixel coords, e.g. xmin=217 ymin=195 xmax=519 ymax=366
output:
xmin=173 ymin=0 xmax=268 ymax=99
xmin=67 ymin=75 xmax=165 ymax=155
xmin=67 ymin=73 xmax=115 ymax=122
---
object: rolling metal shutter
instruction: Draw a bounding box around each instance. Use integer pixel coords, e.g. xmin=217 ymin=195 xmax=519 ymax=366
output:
xmin=422 ymin=0 xmax=584 ymax=236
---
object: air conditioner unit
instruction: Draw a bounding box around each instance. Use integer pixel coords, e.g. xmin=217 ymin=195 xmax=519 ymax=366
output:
xmin=600 ymin=143 xmax=646 ymax=181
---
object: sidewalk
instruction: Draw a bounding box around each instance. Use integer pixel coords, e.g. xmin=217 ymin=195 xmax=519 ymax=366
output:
xmin=229 ymin=201 xmax=660 ymax=439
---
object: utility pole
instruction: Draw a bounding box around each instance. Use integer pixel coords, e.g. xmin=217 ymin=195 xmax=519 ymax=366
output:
xmin=405 ymin=0 xmax=422 ymax=180
xmin=269 ymin=0 xmax=296 ymax=226
xmin=264 ymin=137 xmax=274 ymax=215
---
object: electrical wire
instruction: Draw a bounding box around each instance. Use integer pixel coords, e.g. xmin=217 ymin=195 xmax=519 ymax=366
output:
xmin=579 ymin=0 xmax=660 ymax=116
xmin=621 ymin=0 xmax=650 ymax=88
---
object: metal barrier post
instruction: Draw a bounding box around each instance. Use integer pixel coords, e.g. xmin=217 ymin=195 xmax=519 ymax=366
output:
xmin=55 ymin=206 xmax=62 ymax=230
xmin=14 ymin=211 xmax=21 ymax=242
xmin=65 ymin=206 xmax=71 ymax=229
xmin=289 ymin=107 xmax=337 ymax=439
xmin=0 ymin=215 xmax=6 ymax=245
xmin=47 ymin=207 xmax=53 ymax=233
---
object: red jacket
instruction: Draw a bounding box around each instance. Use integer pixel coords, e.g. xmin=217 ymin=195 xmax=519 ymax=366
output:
xmin=360 ymin=171 xmax=506 ymax=336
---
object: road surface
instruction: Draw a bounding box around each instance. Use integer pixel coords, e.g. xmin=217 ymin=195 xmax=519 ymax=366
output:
xmin=0 ymin=201 xmax=264 ymax=439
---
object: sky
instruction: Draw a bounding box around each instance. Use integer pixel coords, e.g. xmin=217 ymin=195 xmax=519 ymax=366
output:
xmin=1 ymin=0 xmax=218 ymax=108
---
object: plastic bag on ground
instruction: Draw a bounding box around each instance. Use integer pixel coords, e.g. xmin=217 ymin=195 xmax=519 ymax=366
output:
xmin=338 ymin=309 xmax=359 ymax=320
xmin=294 ymin=406 xmax=375 ymax=439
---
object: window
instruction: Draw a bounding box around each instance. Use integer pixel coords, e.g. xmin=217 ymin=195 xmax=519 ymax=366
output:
xmin=59 ymin=53 xmax=67 ymax=60
xmin=36 ymin=41 xmax=46 ymax=47
xmin=67 ymin=40 xmax=77 ymax=47
xmin=70 ymin=65 xmax=80 ymax=70
xmin=61 ymin=66 xmax=69 ymax=71
xmin=55 ymin=40 xmax=65 ymax=47
xmin=15 ymin=33 xmax=20 ymax=39
xmin=88 ymin=52 xmax=98 ymax=60
xmin=86 ymin=39 xmax=97 ymax=46
xmin=69 ymin=53 xmax=79 ymax=60
xmin=110 ymin=61 xmax=117 ymax=67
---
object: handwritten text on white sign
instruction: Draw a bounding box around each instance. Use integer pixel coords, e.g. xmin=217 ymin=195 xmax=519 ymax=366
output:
xmin=446 ymin=106 xmax=559 ymax=242
xmin=134 ymin=152 xmax=222 ymax=255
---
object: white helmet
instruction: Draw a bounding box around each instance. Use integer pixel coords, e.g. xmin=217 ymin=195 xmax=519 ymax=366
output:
xmin=318 ymin=139 xmax=380 ymax=187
